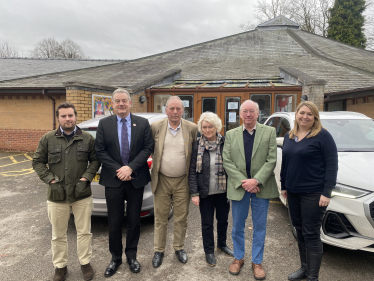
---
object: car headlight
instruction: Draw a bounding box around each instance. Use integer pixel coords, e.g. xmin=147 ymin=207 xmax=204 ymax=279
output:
xmin=331 ymin=183 xmax=372 ymax=199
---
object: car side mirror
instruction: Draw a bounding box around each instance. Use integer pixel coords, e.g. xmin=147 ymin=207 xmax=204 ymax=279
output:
xmin=276 ymin=137 xmax=284 ymax=148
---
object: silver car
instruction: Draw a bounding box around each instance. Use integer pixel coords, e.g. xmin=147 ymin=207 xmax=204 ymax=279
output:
xmin=264 ymin=111 xmax=374 ymax=252
xmin=78 ymin=113 xmax=169 ymax=218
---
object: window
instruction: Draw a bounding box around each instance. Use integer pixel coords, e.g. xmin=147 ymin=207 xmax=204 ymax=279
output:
xmin=278 ymin=118 xmax=291 ymax=137
xmin=153 ymin=94 xmax=194 ymax=122
xmin=251 ymin=94 xmax=271 ymax=124
xmin=274 ymin=94 xmax=297 ymax=112
xmin=265 ymin=117 xmax=280 ymax=130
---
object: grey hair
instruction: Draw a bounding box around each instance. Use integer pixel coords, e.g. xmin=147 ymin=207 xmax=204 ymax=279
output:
xmin=165 ymin=96 xmax=184 ymax=109
xmin=112 ymin=88 xmax=131 ymax=101
xmin=240 ymin=100 xmax=259 ymax=112
xmin=197 ymin=112 xmax=223 ymax=134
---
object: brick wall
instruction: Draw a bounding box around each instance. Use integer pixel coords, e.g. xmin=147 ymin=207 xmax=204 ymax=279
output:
xmin=65 ymin=88 xmax=148 ymax=123
xmin=0 ymin=88 xmax=149 ymax=152
xmin=131 ymin=91 xmax=148 ymax=113
xmin=0 ymin=129 xmax=49 ymax=152
xmin=0 ymin=95 xmax=65 ymax=130
xmin=346 ymin=96 xmax=374 ymax=119
xmin=65 ymin=88 xmax=108 ymax=123
xmin=0 ymin=94 xmax=65 ymax=152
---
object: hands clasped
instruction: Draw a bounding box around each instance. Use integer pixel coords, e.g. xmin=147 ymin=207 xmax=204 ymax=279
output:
xmin=241 ymin=179 xmax=260 ymax=193
xmin=116 ymin=166 xmax=133 ymax=181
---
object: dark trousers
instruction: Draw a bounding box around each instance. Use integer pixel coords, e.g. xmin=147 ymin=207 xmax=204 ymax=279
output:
xmin=287 ymin=191 xmax=327 ymax=253
xmin=105 ymin=181 xmax=144 ymax=261
xmin=199 ymin=192 xmax=230 ymax=254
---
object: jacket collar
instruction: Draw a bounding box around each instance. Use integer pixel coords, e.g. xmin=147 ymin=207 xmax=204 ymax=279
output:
xmin=55 ymin=126 xmax=83 ymax=137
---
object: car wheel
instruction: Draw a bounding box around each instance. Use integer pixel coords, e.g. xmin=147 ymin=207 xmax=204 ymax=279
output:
xmin=168 ymin=201 xmax=174 ymax=220
xmin=288 ymin=206 xmax=297 ymax=239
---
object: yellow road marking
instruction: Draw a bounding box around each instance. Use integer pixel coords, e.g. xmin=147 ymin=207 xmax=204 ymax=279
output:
xmin=0 ymin=153 xmax=25 ymax=160
xmin=0 ymin=153 xmax=33 ymax=168
xmin=0 ymin=160 xmax=32 ymax=168
xmin=0 ymin=168 xmax=34 ymax=177
xmin=9 ymin=156 xmax=18 ymax=163
xmin=270 ymin=200 xmax=283 ymax=204
xmin=24 ymin=154 xmax=33 ymax=160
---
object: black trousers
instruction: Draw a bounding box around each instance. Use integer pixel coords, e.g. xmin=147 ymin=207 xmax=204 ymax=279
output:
xmin=287 ymin=191 xmax=327 ymax=253
xmin=199 ymin=192 xmax=230 ymax=254
xmin=105 ymin=181 xmax=144 ymax=261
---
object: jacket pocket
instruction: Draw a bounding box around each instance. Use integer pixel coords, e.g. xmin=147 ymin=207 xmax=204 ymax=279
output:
xmin=75 ymin=180 xmax=92 ymax=198
xmin=48 ymin=182 xmax=66 ymax=201
xmin=48 ymin=145 xmax=62 ymax=164
xmin=76 ymin=144 xmax=89 ymax=161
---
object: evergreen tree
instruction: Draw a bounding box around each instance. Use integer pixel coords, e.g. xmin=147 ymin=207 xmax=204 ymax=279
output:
xmin=327 ymin=0 xmax=367 ymax=48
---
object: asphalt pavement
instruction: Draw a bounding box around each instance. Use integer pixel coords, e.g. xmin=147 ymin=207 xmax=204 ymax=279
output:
xmin=0 ymin=151 xmax=373 ymax=281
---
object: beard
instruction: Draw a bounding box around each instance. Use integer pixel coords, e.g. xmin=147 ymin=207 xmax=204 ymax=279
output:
xmin=60 ymin=122 xmax=76 ymax=133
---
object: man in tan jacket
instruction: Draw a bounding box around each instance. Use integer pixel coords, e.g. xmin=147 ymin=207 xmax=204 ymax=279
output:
xmin=150 ymin=96 xmax=198 ymax=268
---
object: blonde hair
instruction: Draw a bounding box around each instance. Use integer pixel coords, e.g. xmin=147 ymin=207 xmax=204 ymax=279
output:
xmin=197 ymin=112 xmax=223 ymax=134
xmin=289 ymin=101 xmax=322 ymax=139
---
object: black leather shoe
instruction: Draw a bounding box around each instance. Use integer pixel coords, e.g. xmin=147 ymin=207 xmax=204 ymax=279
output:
xmin=104 ymin=259 xmax=122 ymax=277
xmin=127 ymin=258 xmax=140 ymax=273
xmin=217 ymin=246 xmax=234 ymax=257
xmin=205 ymin=253 xmax=216 ymax=266
xmin=175 ymin=249 xmax=188 ymax=264
xmin=152 ymin=252 xmax=164 ymax=268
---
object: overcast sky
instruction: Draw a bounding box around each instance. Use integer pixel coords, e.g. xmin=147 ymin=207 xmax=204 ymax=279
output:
xmin=0 ymin=0 xmax=258 ymax=60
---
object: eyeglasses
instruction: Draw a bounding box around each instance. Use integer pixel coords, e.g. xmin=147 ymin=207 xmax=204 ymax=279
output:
xmin=202 ymin=125 xmax=215 ymax=131
xmin=241 ymin=110 xmax=257 ymax=115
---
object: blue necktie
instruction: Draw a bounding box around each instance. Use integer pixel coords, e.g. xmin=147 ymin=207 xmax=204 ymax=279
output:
xmin=121 ymin=118 xmax=130 ymax=166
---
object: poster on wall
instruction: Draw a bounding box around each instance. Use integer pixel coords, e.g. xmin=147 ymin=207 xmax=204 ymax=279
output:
xmin=92 ymin=95 xmax=113 ymax=118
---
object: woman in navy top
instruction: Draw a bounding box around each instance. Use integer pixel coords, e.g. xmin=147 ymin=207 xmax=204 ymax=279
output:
xmin=280 ymin=101 xmax=338 ymax=281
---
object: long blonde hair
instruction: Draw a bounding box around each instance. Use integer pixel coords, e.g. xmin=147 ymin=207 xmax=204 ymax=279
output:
xmin=288 ymin=101 xmax=322 ymax=139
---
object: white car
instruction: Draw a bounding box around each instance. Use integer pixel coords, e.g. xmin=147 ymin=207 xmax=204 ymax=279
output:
xmin=264 ymin=111 xmax=374 ymax=252
xmin=78 ymin=113 xmax=170 ymax=218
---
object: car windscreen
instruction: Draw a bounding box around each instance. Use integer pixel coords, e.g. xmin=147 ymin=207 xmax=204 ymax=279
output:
xmin=321 ymin=119 xmax=374 ymax=152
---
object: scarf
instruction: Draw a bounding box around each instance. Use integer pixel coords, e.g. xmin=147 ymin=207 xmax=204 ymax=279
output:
xmin=196 ymin=133 xmax=226 ymax=191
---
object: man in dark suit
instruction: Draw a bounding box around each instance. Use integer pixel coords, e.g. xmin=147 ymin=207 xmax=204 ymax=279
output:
xmin=95 ymin=89 xmax=153 ymax=277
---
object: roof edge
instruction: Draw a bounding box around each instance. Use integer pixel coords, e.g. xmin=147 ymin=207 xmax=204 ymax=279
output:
xmin=286 ymin=29 xmax=374 ymax=77
xmin=127 ymin=69 xmax=182 ymax=93
xmin=63 ymin=81 xmax=117 ymax=92
xmin=279 ymin=66 xmax=327 ymax=85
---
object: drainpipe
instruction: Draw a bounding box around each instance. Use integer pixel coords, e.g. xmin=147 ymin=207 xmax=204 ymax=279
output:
xmin=43 ymin=89 xmax=56 ymax=130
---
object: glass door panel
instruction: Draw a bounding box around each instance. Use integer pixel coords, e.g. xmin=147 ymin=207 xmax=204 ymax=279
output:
xmin=202 ymin=97 xmax=217 ymax=113
xmin=250 ymin=94 xmax=271 ymax=124
xmin=178 ymin=95 xmax=194 ymax=122
xmin=225 ymin=97 xmax=241 ymax=134
xmin=274 ymin=94 xmax=297 ymax=112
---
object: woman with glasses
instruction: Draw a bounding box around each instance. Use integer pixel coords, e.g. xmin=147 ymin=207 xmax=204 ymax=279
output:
xmin=189 ymin=112 xmax=233 ymax=266
xmin=281 ymin=101 xmax=338 ymax=281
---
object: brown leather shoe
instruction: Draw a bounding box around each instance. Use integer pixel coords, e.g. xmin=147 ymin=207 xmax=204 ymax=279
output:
xmin=53 ymin=266 xmax=68 ymax=281
xmin=229 ymin=258 xmax=244 ymax=275
xmin=81 ymin=263 xmax=95 ymax=280
xmin=252 ymin=262 xmax=266 ymax=280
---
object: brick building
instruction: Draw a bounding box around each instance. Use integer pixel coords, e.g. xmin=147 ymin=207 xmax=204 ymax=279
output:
xmin=1 ymin=16 xmax=374 ymax=151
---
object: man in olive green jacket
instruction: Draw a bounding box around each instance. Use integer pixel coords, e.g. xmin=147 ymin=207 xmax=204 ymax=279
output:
xmin=33 ymin=102 xmax=100 ymax=281
xmin=223 ymin=100 xmax=278 ymax=279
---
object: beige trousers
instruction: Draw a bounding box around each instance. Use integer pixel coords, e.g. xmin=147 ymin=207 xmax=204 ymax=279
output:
xmin=154 ymin=173 xmax=190 ymax=252
xmin=47 ymin=196 xmax=93 ymax=268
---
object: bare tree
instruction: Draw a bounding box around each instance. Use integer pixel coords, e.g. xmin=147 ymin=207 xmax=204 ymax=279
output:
xmin=30 ymin=37 xmax=86 ymax=59
xmin=0 ymin=40 xmax=19 ymax=57
xmin=60 ymin=38 xmax=86 ymax=59
xmin=240 ymin=0 xmax=333 ymax=37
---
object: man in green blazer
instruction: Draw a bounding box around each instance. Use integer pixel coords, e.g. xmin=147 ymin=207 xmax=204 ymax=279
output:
xmin=223 ymin=100 xmax=278 ymax=280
